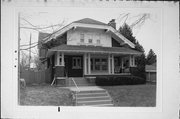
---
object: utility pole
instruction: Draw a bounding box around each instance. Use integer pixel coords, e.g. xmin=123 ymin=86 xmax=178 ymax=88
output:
xmin=18 ymin=12 xmax=20 ymax=104
xmin=29 ymin=33 xmax=31 ymax=69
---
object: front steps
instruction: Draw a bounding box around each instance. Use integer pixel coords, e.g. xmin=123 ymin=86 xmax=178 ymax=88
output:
xmin=74 ymin=89 xmax=114 ymax=106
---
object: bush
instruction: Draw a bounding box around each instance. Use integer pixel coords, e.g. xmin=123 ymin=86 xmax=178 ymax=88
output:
xmin=95 ymin=75 xmax=146 ymax=86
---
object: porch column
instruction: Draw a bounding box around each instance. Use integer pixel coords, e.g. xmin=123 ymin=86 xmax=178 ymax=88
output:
xmin=121 ymin=57 xmax=124 ymax=69
xmin=129 ymin=55 xmax=132 ymax=67
xmin=84 ymin=53 xmax=87 ymax=75
xmin=62 ymin=52 xmax=64 ymax=66
xmin=111 ymin=54 xmax=114 ymax=74
xmin=108 ymin=54 xmax=111 ymax=74
xmin=57 ymin=52 xmax=60 ymax=65
xmin=132 ymin=55 xmax=135 ymax=67
xmin=88 ymin=53 xmax=91 ymax=74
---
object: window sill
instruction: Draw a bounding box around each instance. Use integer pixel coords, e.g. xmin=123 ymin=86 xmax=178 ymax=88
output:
xmin=77 ymin=42 xmax=102 ymax=46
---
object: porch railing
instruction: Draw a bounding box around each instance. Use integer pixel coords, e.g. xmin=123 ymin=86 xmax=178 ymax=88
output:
xmin=69 ymin=78 xmax=80 ymax=106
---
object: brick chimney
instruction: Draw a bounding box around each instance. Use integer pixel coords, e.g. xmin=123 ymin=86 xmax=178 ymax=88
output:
xmin=108 ymin=19 xmax=116 ymax=29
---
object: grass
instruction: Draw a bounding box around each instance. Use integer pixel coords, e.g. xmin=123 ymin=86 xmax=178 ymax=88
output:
xmin=102 ymin=84 xmax=156 ymax=107
xmin=20 ymin=85 xmax=74 ymax=106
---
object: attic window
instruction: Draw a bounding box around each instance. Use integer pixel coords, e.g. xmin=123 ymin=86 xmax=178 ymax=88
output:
xmin=97 ymin=39 xmax=100 ymax=44
xmin=80 ymin=34 xmax=84 ymax=43
xmin=88 ymin=39 xmax=93 ymax=43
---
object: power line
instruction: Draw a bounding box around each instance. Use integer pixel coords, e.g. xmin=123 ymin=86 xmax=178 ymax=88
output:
xmin=20 ymin=44 xmax=38 ymax=50
xmin=20 ymin=41 xmax=38 ymax=47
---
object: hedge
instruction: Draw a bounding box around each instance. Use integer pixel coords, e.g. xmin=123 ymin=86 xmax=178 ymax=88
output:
xmin=95 ymin=75 xmax=146 ymax=86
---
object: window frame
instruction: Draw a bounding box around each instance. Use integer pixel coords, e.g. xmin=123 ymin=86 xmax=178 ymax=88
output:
xmin=72 ymin=57 xmax=82 ymax=69
xmin=88 ymin=39 xmax=93 ymax=44
xmin=80 ymin=34 xmax=85 ymax=43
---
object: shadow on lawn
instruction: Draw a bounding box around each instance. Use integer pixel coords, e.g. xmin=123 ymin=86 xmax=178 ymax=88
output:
xmin=102 ymin=84 xmax=156 ymax=107
xmin=20 ymin=84 xmax=74 ymax=106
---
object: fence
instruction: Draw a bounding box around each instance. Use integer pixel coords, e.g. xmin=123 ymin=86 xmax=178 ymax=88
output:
xmin=20 ymin=68 xmax=52 ymax=85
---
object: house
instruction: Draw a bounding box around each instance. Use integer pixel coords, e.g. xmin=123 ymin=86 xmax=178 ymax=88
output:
xmin=38 ymin=18 xmax=142 ymax=86
xmin=145 ymin=62 xmax=156 ymax=83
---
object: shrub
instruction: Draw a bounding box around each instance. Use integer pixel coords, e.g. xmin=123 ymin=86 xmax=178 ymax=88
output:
xmin=95 ymin=75 xmax=146 ymax=86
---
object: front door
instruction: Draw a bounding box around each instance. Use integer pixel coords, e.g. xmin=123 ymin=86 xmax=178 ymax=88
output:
xmin=65 ymin=55 xmax=83 ymax=77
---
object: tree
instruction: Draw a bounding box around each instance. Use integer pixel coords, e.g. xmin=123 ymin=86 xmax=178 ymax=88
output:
xmin=119 ymin=23 xmax=136 ymax=44
xmin=20 ymin=51 xmax=30 ymax=70
xmin=119 ymin=24 xmax=146 ymax=79
xmin=146 ymin=49 xmax=156 ymax=65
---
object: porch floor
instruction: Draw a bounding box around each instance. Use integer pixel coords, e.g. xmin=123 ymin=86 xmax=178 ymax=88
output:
xmin=68 ymin=86 xmax=105 ymax=92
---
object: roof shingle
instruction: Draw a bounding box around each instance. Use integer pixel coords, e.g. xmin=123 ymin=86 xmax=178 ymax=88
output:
xmin=49 ymin=45 xmax=142 ymax=55
xmin=73 ymin=18 xmax=108 ymax=26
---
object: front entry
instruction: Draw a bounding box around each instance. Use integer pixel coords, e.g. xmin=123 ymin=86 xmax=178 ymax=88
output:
xmin=65 ymin=55 xmax=83 ymax=77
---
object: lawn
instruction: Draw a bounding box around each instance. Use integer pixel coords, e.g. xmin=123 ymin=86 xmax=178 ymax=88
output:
xmin=102 ymin=84 xmax=156 ymax=107
xmin=20 ymin=85 xmax=74 ymax=106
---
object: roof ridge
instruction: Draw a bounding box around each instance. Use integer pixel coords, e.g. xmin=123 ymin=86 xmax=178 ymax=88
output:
xmin=73 ymin=18 xmax=107 ymax=26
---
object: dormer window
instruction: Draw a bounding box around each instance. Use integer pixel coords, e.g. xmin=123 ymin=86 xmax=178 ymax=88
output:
xmin=80 ymin=34 xmax=84 ymax=43
xmin=97 ymin=39 xmax=100 ymax=44
xmin=88 ymin=39 xmax=93 ymax=43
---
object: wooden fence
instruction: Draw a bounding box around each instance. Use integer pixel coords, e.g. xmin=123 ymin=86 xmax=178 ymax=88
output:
xmin=20 ymin=68 xmax=52 ymax=85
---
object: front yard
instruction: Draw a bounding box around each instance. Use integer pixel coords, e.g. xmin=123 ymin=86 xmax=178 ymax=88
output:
xmin=20 ymin=84 xmax=156 ymax=107
xmin=102 ymin=84 xmax=156 ymax=107
xmin=20 ymin=85 xmax=74 ymax=106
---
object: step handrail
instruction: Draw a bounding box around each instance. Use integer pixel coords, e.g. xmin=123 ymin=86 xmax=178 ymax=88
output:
xmin=70 ymin=78 xmax=80 ymax=93
xmin=70 ymin=78 xmax=80 ymax=106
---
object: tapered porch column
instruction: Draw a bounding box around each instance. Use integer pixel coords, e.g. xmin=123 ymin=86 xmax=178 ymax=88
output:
xmin=57 ymin=52 xmax=64 ymax=66
xmin=108 ymin=54 xmax=111 ymax=74
xmin=88 ymin=53 xmax=91 ymax=74
xmin=129 ymin=55 xmax=135 ymax=67
xmin=84 ymin=53 xmax=87 ymax=75
xmin=121 ymin=57 xmax=124 ymax=69
xmin=111 ymin=54 xmax=114 ymax=74
xmin=62 ymin=52 xmax=64 ymax=66
xmin=129 ymin=55 xmax=132 ymax=67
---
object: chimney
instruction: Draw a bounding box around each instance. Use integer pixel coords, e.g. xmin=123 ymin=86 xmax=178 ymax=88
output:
xmin=108 ymin=19 xmax=116 ymax=29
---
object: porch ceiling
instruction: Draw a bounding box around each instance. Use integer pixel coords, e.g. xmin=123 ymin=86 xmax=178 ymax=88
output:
xmin=47 ymin=45 xmax=142 ymax=57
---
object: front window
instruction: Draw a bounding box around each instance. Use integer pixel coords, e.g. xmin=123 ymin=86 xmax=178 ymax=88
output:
xmin=72 ymin=57 xmax=82 ymax=69
xmin=91 ymin=58 xmax=108 ymax=72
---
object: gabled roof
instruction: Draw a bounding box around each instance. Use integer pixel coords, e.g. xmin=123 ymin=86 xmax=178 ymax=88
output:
xmin=73 ymin=18 xmax=108 ymax=26
xmin=47 ymin=44 xmax=142 ymax=57
xmin=43 ymin=18 xmax=136 ymax=48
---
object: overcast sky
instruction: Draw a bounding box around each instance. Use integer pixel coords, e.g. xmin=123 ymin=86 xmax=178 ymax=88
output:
xmin=20 ymin=7 xmax=161 ymax=56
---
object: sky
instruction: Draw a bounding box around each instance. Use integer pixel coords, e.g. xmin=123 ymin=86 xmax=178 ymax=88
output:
xmin=20 ymin=7 xmax=161 ymax=57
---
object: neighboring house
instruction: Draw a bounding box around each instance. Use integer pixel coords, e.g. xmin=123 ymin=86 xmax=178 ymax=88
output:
xmin=38 ymin=18 xmax=142 ymax=85
xmin=145 ymin=62 xmax=156 ymax=83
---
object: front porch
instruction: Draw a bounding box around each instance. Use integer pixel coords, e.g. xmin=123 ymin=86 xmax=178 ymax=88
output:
xmin=47 ymin=45 xmax=141 ymax=86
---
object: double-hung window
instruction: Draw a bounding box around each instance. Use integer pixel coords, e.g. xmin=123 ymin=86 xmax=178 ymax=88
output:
xmin=72 ymin=57 xmax=82 ymax=69
xmin=80 ymin=34 xmax=84 ymax=43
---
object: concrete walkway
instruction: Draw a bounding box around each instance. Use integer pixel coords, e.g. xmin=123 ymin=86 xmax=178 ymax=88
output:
xmin=68 ymin=86 xmax=105 ymax=92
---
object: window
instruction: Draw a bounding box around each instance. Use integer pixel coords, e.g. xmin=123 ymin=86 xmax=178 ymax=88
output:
xmin=80 ymin=34 xmax=84 ymax=43
xmin=88 ymin=39 xmax=93 ymax=43
xmin=72 ymin=57 xmax=82 ymax=69
xmin=101 ymin=59 xmax=108 ymax=71
xmin=91 ymin=58 xmax=108 ymax=72
xmin=97 ymin=39 xmax=100 ymax=44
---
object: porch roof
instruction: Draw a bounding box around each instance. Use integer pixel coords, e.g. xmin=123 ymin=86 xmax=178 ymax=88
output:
xmin=47 ymin=45 xmax=142 ymax=57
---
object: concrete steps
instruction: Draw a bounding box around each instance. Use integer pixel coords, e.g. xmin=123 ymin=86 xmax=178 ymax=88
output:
xmin=75 ymin=89 xmax=113 ymax=106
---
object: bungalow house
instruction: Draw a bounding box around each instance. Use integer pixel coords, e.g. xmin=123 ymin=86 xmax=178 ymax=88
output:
xmin=38 ymin=18 xmax=142 ymax=86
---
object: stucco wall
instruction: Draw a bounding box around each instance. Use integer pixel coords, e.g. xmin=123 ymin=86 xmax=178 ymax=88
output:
xmin=67 ymin=28 xmax=112 ymax=47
